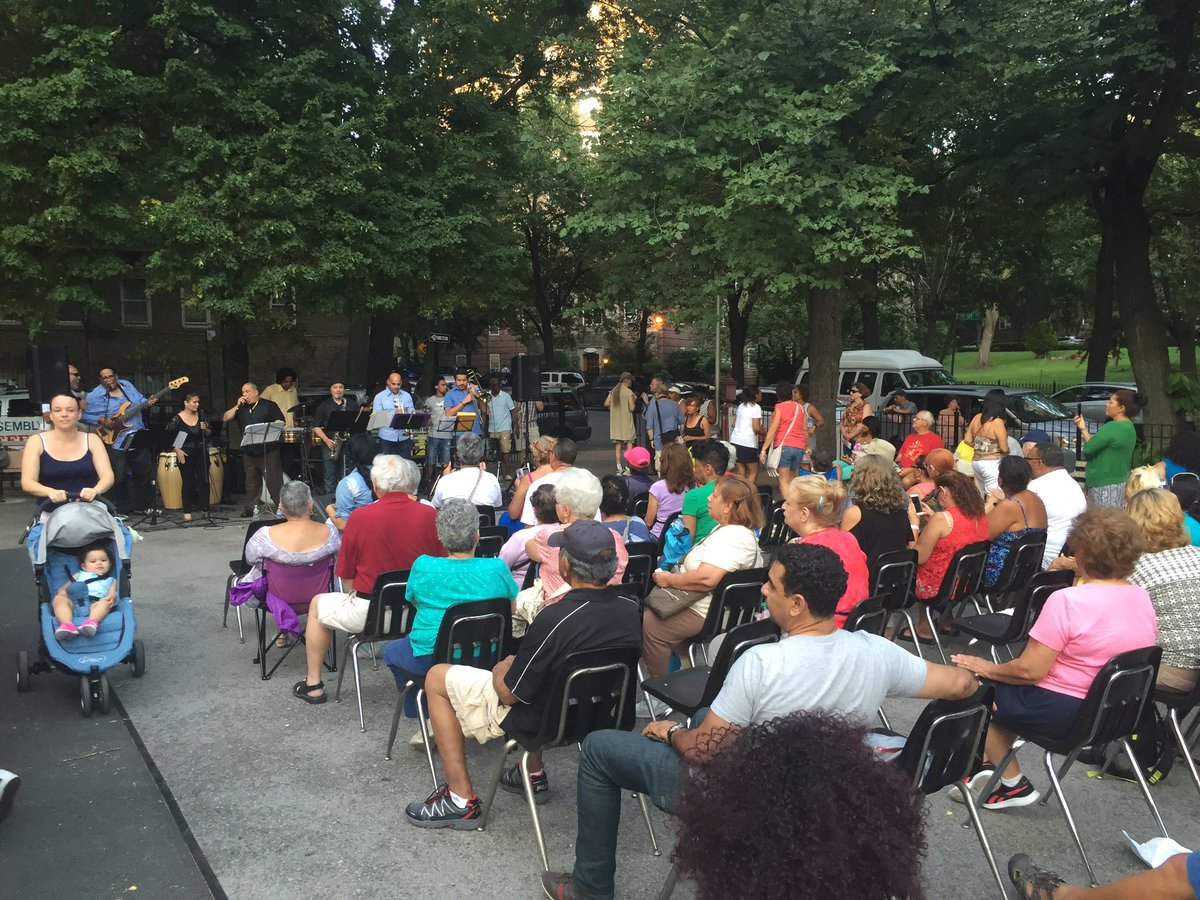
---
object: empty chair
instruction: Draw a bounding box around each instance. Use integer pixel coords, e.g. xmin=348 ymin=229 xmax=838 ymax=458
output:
xmin=758 ymin=502 xmax=793 ymax=550
xmin=478 ymin=524 xmax=510 ymax=544
xmin=475 ymin=533 xmax=504 ymax=558
xmin=870 ymin=547 xmax=919 ymax=650
xmin=476 ymin=504 xmax=497 ymax=528
xmin=956 ymin=570 xmax=1073 ymax=663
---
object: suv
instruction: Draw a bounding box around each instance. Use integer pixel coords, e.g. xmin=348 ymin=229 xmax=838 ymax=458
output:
xmin=536 ymin=387 xmax=592 ymax=442
xmin=1051 ymin=382 xmax=1141 ymax=425
xmin=582 ymin=374 xmax=621 ymax=408
xmin=896 ymin=384 xmax=1080 ymax=445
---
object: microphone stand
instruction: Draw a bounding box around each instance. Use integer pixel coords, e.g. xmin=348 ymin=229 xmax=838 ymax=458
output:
xmin=197 ymin=408 xmax=229 ymax=527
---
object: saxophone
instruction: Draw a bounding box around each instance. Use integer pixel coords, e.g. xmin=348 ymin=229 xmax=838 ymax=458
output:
xmin=328 ymin=433 xmax=345 ymax=460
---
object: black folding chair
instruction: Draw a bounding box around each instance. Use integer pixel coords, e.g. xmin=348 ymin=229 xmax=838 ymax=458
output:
xmin=622 ymin=540 xmax=659 ymax=600
xmin=978 ymin=646 xmax=1167 ymax=886
xmin=980 ymin=531 xmax=1047 ymax=612
xmin=223 ymin=517 xmax=283 ymax=642
xmin=332 ymin=569 xmax=414 ymax=732
xmin=655 ymin=511 xmax=681 ymax=555
xmin=844 ymin=596 xmax=892 ymax=728
xmin=478 ymin=524 xmax=509 ymax=544
xmin=642 ymin=618 xmax=780 ymax=722
xmin=956 ymin=570 xmax=1073 ymax=663
xmin=920 ymin=541 xmax=989 ymax=664
xmin=889 ymin=689 xmax=1009 ymax=899
xmin=630 ymin=494 xmax=650 ymax=520
xmin=384 ymin=597 xmax=512 ymax=790
xmin=475 ymin=534 xmax=504 ymax=558
xmin=757 ymin=485 xmax=773 ymax=520
xmin=476 ymin=646 xmax=656 ymax=873
xmin=475 ymin=504 xmax=497 ymax=528
xmin=1154 ymin=677 xmax=1200 ymax=800
xmin=758 ymin=502 xmax=793 ymax=550
xmin=683 ymin=567 xmax=770 ymax=667
xmin=521 ymin=560 xmax=540 ymax=591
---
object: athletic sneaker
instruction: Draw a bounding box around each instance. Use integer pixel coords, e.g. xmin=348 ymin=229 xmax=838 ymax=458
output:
xmin=500 ymin=762 xmax=550 ymax=804
xmin=405 ymin=784 xmax=480 ymax=830
xmin=55 ymin=621 xmax=79 ymax=641
xmin=0 ymin=769 xmax=20 ymax=823
xmin=541 ymin=871 xmax=592 ymax=900
xmin=78 ymin=619 xmax=99 ymax=638
xmin=983 ymin=776 xmax=1041 ymax=810
xmin=950 ymin=761 xmax=996 ymax=803
xmin=409 ymin=723 xmax=434 ymax=748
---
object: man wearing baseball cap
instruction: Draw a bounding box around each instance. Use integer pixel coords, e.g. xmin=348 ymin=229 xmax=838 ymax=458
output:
xmin=405 ymin=520 xmax=642 ymax=830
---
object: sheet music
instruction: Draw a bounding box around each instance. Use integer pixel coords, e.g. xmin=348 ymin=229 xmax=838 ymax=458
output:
xmin=242 ymin=422 xmax=284 ymax=446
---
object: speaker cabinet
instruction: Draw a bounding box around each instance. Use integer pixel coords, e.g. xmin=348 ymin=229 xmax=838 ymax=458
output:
xmin=511 ymin=354 xmax=542 ymax=402
xmin=27 ymin=345 xmax=69 ymax=406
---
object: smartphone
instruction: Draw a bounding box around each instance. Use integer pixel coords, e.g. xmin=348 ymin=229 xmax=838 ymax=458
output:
xmin=910 ymin=493 xmax=925 ymax=516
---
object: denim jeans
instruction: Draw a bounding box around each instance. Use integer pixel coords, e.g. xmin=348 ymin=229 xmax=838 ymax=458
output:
xmin=321 ymin=453 xmax=342 ymax=495
xmin=379 ymin=439 xmax=411 ymax=459
xmin=383 ymin=637 xmax=435 ymax=718
xmin=426 ymin=437 xmax=452 ymax=467
xmin=572 ymin=729 xmax=683 ymax=899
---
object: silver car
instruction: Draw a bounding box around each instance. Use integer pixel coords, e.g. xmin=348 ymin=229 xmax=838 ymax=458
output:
xmin=1050 ymin=382 xmax=1140 ymax=425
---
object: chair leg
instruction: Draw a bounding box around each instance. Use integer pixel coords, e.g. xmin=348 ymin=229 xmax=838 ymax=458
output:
xmin=476 ymin=738 xmax=519 ymax=831
xmin=520 ymin=749 xmax=551 ymax=872
xmin=953 ymin=783 xmax=1010 ymax=900
xmin=1041 ymin=748 xmax=1098 ymax=887
xmin=384 ymin=685 xmax=410 ymax=761
xmin=900 ymin=610 xmax=925 ymax=661
xmin=368 ymin=641 xmax=379 ymax=671
xmin=416 ymin=689 xmax=438 ymax=791
xmin=657 ymin=863 xmax=678 ymax=900
xmin=1118 ymin=737 xmax=1170 ymax=838
xmin=256 ymin=609 xmax=268 ymax=680
xmin=877 ymin=707 xmax=892 ymax=731
xmin=924 ymin=604 xmax=949 ymax=664
xmin=333 ymin=637 xmax=355 ymax=702
xmin=223 ymin=575 xmax=233 ymax=628
xmin=635 ymin=793 xmax=661 ymax=856
xmin=236 ymin=604 xmax=245 ymax=643
xmin=1168 ymin=708 xmax=1200 ymax=800
xmin=351 ymin=648 xmax=366 ymax=732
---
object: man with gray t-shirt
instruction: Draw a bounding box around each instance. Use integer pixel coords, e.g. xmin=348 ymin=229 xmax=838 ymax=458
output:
xmin=542 ymin=542 xmax=979 ymax=900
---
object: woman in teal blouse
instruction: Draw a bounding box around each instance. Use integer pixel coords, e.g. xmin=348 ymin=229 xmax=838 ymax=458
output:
xmin=1073 ymin=389 xmax=1145 ymax=508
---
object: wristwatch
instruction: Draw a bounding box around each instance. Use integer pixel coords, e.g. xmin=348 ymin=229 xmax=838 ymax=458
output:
xmin=666 ymin=722 xmax=685 ymax=747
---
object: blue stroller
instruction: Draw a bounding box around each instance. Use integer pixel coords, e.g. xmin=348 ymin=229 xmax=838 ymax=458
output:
xmin=16 ymin=499 xmax=145 ymax=716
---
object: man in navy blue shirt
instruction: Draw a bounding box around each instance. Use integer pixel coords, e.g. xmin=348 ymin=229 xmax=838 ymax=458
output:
xmin=81 ymin=366 xmax=157 ymax=514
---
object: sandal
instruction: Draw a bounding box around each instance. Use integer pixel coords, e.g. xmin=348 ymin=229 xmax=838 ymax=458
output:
xmin=274 ymin=634 xmax=293 ymax=649
xmin=292 ymin=680 xmax=327 ymax=704
xmin=1007 ymin=853 xmax=1065 ymax=900
xmin=896 ymin=627 xmax=937 ymax=646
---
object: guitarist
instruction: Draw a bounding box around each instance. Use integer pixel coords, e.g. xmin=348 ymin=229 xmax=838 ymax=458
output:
xmin=81 ymin=367 xmax=158 ymax=514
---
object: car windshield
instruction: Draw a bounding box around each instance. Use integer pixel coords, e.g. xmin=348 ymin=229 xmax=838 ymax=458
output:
xmin=903 ymin=368 xmax=958 ymax=387
xmin=1009 ymin=392 xmax=1073 ymax=422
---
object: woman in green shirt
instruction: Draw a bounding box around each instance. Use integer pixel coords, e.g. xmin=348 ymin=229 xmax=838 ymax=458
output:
xmin=1073 ymin=389 xmax=1145 ymax=509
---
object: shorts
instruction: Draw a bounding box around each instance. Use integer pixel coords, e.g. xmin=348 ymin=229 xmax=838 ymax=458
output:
xmin=734 ymin=444 xmax=758 ymax=465
xmin=426 ymin=437 xmax=452 ymax=466
xmin=313 ymin=590 xmax=369 ymax=634
xmin=1187 ymin=852 xmax=1200 ymax=896
xmin=443 ymin=664 xmax=511 ymax=744
xmin=490 ymin=431 xmax=512 ymax=454
xmin=778 ymin=445 xmax=809 ymax=471
xmin=990 ymin=683 xmax=1082 ymax=739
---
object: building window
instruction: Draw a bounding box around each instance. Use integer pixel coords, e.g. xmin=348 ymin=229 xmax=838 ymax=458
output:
xmin=121 ymin=278 xmax=151 ymax=327
xmin=182 ymin=294 xmax=211 ymax=328
xmin=488 ymin=323 xmax=500 ymax=336
xmin=455 ymin=354 xmax=467 ymax=367
xmin=57 ymin=301 xmax=86 ymax=326
xmin=488 ymin=353 xmax=500 ymax=371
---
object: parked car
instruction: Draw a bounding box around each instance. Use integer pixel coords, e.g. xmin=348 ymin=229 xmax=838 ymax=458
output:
xmin=540 ymin=370 xmax=586 ymax=391
xmin=582 ymin=374 xmax=621 ymax=409
xmin=897 ymin=384 xmax=1083 ymax=445
xmin=1050 ymin=382 xmax=1141 ymax=425
xmin=536 ymin=387 xmax=592 ymax=442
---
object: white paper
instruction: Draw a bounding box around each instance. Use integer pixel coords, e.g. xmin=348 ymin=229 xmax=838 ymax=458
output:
xmin=1121 ymin=831 xmax=1192 ymax=868
xmin=172 ymin=431 xmax=187 ymax=450
xmin=366 ymin=409 xmax=393 ymax=431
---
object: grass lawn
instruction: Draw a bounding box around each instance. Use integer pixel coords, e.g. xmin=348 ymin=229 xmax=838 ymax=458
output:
xmin=938 ymin=348 xmax=1180 ymax=389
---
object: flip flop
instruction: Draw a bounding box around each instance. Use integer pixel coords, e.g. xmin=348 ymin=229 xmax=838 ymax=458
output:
xmin=896 ymin=627 xmax=938 ymax=647
xmin=292 ymin=680 xmax=327 ymax=704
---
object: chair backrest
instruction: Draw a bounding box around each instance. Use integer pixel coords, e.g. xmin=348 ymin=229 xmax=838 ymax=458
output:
xmin=262 ymin=555 xmax=336 ymax=609
xmin=476 ymin=504 xmax=497 ymax=528
xmin=241 ymin=517 xmax=284 ymax=562
xmin=932 ymin=541 xmax=990 ymax=606
xmin=990 ymin=531 xmax=1048 ymax=596
xmin=870 ymin=549 xmax=917 ymax=613
xmin=896 ymin=688 xmax=994 ymax=794
xmin=433 ymin=597 xmax=512 ymax=667
xmin=656 ymin=511 xmax=682 ymax=553
xmin=521 ymin=561 xmax=540 ymax=590
xmin=475 ymin=534 xmax=504 ymax=558
xmin=758 ymin=502 xmax=793 ymax=549
xmin=1060 ymin=646 xmax=1162 ymax=750
xmin=697 ymin=567 xmax=770 ymax=642
xmin=362 ymin=569 xmax=415 ymax=639
xmin=624 ymin=540 xmax=659 ymax=567
xmin=621 ymin=555 xmax=654 ymax=599
xmin=478 ymin=524 xmax=509 ymax=543
xmin=1004 ymin=569 xmax=1074 ymax=642
xmin=843 ymin=596 xmax=888 ymax=636
xmin=631 ymin=494 xmax=650 ymax=520
xmin=523 ymin=646 xmax=640 ymax=749
xmin=758 ymin=486 xmax=773 ymax=520
xmin=698 ymin=619 xmax=781 ymax=709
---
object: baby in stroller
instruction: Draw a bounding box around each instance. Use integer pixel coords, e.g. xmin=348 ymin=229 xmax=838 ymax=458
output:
xmin=52 ymin=543 xmax=118 ymax=640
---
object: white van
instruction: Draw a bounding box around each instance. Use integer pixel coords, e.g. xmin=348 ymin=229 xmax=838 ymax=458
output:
xmin=0 ymin=391 xmax=49 ymax=473
xmin=540 ymin=371 xmax=586 ymax=390
xmin=796 ymin=350 xmax=956 ymax=410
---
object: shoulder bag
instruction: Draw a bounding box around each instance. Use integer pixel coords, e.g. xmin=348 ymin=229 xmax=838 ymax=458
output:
xmin=645 ymin=585 xmax=711 ymax=619
xmin=655 ymin=399 xmax=681 ymax=446
xmin=766 ymin=402 xmax=803 ymax=474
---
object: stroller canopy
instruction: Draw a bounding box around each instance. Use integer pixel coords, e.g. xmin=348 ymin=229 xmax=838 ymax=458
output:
xmin=35 ymin=502 xmax=129 ymax=566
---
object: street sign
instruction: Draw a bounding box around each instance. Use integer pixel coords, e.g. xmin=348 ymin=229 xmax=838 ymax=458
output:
xmin=430 ymin=333 xmax=450 ymax=343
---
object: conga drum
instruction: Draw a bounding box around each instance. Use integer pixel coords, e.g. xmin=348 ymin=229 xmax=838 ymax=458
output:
xmin=207 ymin=447 xmax=225 ymax=506
xmin=157 ymin=452 xmax=183 ymax=509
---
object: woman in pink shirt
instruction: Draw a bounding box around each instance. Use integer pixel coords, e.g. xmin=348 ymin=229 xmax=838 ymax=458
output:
xmin=782 ymin=476 xmax=868 ymax=627
xmin=951 ymin=508 xmax=1157 ymax=812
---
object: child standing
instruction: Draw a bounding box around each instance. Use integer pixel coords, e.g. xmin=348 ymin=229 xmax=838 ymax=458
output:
xmin=53 ymin=544 xmax=117 ymax=640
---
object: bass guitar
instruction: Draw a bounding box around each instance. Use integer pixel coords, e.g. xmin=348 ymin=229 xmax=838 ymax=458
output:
xmin=97 ymin=376 xmax=190 ymax=445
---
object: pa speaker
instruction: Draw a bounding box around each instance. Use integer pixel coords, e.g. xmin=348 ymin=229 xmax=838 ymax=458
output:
xmin=512 ymin=354 xmax=542 ymax=402
xmin=27 ymin=345 xmax=69 ymax=406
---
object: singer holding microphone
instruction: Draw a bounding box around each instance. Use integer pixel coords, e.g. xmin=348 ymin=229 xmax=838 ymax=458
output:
xmin=224 ymin=383 xmax=285 ymax=518
xmin=444 ymin=369 xmax=484 ymax=437
xmin=170 ymin=392 xmax=211 ymax=522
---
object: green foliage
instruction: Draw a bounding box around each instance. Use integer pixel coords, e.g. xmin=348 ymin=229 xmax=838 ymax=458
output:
xmin=1024 ymin=320 xmax=1059 ymax=359
xmin=1166 ymin=372 xmax=1200 ymax=422
xmin=667 ymin=349 xmax=711 ymax=384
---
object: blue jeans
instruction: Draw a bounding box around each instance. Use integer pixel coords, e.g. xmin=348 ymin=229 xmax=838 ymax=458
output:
xmin=321 ymin=454 xmax=342 ymax=495
xmin=426 ymin=437 xmax=452 ymax=467
xmin=383 ymin=637 xmax=435 ymax=718
xmin=572 ymin=730 xmax=683 ymax=899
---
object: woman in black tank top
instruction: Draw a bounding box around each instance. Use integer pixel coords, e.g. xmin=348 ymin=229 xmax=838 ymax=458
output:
xmin=21 ymin=392 xmax=114 ymax=507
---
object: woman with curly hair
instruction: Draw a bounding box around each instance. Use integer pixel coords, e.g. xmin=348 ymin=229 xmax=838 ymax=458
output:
xmin=841 ymin=454 xmax=918 ymax=569
xmin=1155 ymin=425 xmax=1200 ymax=485
xmin=644 ymin=442 xmax=695 ymax=538
xmin=672 ymin=711 xmax=927 ymax=900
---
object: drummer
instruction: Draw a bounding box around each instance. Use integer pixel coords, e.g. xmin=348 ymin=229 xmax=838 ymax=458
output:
xmin=20 ymin=392 xmax=116 ymax=560
xmin=261 ymin=369 xmax=300 ymax=428
xmin=169 ymin=392 xmax=210 ymax=523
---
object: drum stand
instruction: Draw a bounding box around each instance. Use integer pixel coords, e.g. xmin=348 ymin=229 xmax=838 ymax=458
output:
xmin=130 ymin=430 xmax=185 ymax=529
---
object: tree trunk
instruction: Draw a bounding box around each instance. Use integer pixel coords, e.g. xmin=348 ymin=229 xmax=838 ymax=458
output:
xmin=726 ymin=285 xmax=755 ymax=386
xmin=366 ymin=314 xmax=396 ymax=386
xmin=806 ymin=282 xmax=844 ymax=464
xmin=857 ymin=264 xmax=881 ymax=349
xmin=634 ymin=307 xmax=650 ymax=375
xmin=1087 ymin=187 xmax=1115 ymax=382
xmin=1105 ymin=161 xmax=1181 ymax=443
xmin=1161 ymin=280 xmax=1197 ymax=377
xmin=219 ymin=317 xmax=249 ymax=400
xmin=975 ymin=304 xmax=1000 ymax=368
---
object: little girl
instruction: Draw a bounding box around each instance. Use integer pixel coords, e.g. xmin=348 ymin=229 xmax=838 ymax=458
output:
xmin=53 ymin=544 xmax=117 ymax=641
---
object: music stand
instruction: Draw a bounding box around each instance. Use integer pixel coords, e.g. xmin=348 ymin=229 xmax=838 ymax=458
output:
xmin=129 ymin=429 xmax=185 ymax=529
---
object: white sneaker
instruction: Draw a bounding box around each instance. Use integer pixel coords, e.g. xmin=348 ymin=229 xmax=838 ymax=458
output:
xmin=410 ymin=722 xmax=434 ymax=747
xmin=0 ymin=769 xmax=20 ymax=823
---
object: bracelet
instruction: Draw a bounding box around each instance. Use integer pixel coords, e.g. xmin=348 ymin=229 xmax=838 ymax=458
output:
xmin=666 ymin=722 xmax=685 ymax=748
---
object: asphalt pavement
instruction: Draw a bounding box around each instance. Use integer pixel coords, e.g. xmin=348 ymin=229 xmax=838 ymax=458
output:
xmin=0 ymin=415 xmax=1198 ymax=899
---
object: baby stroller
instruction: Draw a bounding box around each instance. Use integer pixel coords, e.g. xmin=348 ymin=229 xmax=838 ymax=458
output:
xmin=15 ymin=498 xmax=145 ymax=717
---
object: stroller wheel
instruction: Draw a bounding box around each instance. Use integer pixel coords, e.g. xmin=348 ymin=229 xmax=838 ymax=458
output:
xmin=132 ymin=640 xmax=146 ymax=678
xmin=97 ymin=674 xmax=112 ymax=715
xmin=15 ymin=651 xmax=30 ymax=693
xmin=79 ymin=677 xmax=93 ymax=718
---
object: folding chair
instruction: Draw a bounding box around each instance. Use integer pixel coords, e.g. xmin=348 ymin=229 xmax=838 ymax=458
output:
xmin=757 ymin=502 xmax=793 ymax=550
xmin=977 ymin=646 xmax=1167 ymax=886
xmin=980 ymin=531 xmax=1047 ymax=612
xmin=478 ymin=524 xmax=510 ymax=544
xmin=757 ymin=485 xmax=773 ymax=521
xmin=683 ymin=567 xmax=769 ymax=667
xmin=622 ymin=540 xmax=659 ymax=600
xmin=919 ymin=541 xmax=989 ymax=664
xmin=956 ymin=570 xmax=1073 ymax=663
xmin=521 ymin=561 xmax=540 ymax=591
xmin=870 ymin=547 xmax=919 ymax=649
xmin=1154 ymin=677 xmax=1200 ymax=799
xmin=333 ymin=569 xmax=415 ymax=732
xmin=476 ymin=646 xmax=658 ymax=873
xmin=475 ymin=534 xmax=504 ymax=558
xmin=476 ymin=504 xmax=497 ymax=528
xmin=655 ymin=511 xmax=681 ymax=555
xmin=384 ymin=597 xmax=512 ymax=790
xmin=889 ymin=689 xmax=1009 ymax=899
xmin=254 ymin=556 xmax=337 ymax=681
xmin=630 ymin=494 xmax=650 ymax=520
xmin=223 ymin=517 xmax=283 ymax=642
xmin=844 ymin=596 xmax=893 ymax=728
xmin=642 ymin=618 xmax=779 ymax=722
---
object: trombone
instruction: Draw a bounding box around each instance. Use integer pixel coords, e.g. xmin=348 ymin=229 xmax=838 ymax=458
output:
xmin=467 ymin=368 xmax=489 ymax=406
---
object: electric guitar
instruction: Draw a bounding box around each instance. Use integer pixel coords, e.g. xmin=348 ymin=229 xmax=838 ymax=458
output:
xmin=97 ymin=377 xmax=190 ymax=445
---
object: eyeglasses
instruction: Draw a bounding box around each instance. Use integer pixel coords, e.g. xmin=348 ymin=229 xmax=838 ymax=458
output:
xmin=849 ymin=389 xmax=860 ymax=395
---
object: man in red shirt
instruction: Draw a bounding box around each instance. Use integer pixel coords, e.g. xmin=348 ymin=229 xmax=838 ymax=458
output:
xmin=897 ymin=411 xmax=944 ymax=485
xmin=294 ymin=455 xmax=443 ymax=703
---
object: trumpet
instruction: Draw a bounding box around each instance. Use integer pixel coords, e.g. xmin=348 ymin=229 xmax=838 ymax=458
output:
xmin=467 ymin=368 xmax=489 ymax=406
